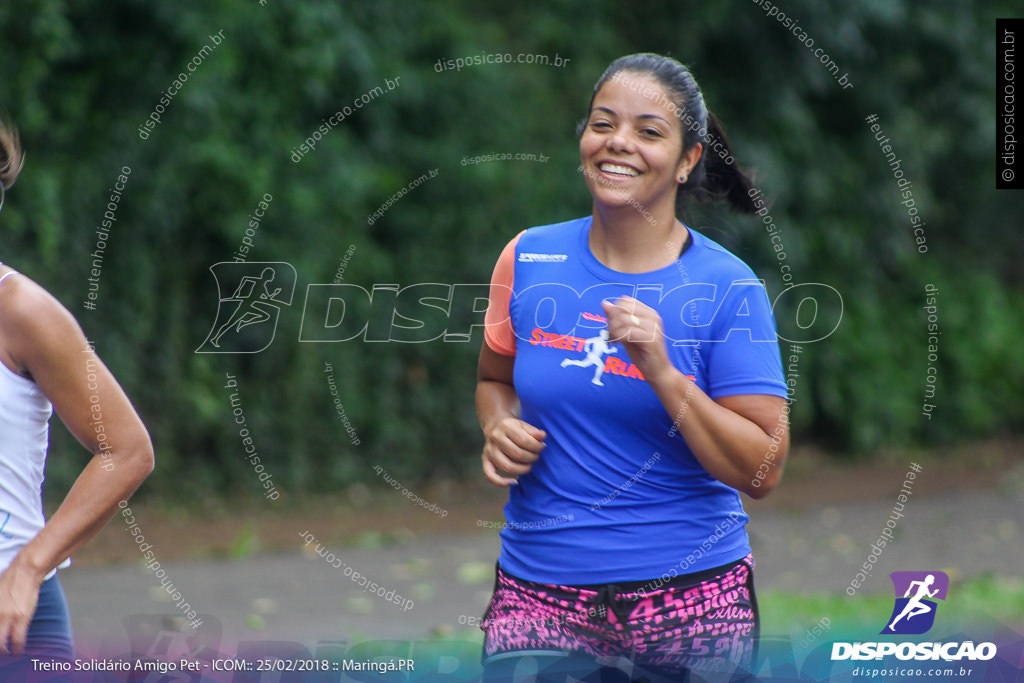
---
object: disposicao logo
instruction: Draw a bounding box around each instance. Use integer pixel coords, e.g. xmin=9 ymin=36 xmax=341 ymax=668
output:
xmin=831 ymin=570 xmax=997 ymax=663
xmin=882 ymin=570 xmax=948 ymax=635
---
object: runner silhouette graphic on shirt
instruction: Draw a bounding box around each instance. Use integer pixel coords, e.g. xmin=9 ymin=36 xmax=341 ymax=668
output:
xmin=560 ymin=329 xmax=617 ymax=386
xmin=887 ymin=574 xmax=939 ymax=631
xmin=210 ymin=267 xmax=283 ymax=348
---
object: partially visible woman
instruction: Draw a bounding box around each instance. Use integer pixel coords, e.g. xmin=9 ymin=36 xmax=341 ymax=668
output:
xmin=0 ymin=115 xmax=154 ymax=661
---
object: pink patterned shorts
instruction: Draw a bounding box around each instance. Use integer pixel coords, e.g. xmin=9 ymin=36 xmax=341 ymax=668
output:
xmin=481 ymin=554 xmax=758 ymax=679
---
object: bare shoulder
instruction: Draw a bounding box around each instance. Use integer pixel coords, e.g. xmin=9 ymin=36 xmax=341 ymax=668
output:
xmin=0 ymin=269 xmax=87 ymax=367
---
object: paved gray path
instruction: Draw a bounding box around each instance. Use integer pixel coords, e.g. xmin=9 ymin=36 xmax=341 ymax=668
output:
xmin=62 ymin=487 xmax=1022 ymax=658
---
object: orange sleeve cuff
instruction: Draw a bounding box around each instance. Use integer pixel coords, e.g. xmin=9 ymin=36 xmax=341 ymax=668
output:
xmin=483 ymin=231 xmax=524 ymax=356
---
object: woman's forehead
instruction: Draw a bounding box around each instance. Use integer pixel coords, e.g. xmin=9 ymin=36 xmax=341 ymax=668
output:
xmin=593 ymin=73 xmax=678 ymax=121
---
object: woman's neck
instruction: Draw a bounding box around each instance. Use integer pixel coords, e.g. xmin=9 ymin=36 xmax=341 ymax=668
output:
xmin=588 ymin=202 xmax=687 ymax=273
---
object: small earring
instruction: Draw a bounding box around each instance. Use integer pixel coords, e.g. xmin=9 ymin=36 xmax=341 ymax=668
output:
xmin=678 ymin=175 xmax=687 ymax=183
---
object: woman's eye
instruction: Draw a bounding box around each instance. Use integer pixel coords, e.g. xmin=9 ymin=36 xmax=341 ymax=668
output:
xmin=591 ymin=121 xmax=612 ymax=130
xmin=642 ymin=128 xmax=663 ymax=138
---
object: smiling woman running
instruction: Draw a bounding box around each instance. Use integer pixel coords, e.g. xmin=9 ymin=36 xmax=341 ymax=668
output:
xmin=0 ymin=116 xmax=154 ymax=665
xmin=476 ymin=53 xmax=789 ymax=682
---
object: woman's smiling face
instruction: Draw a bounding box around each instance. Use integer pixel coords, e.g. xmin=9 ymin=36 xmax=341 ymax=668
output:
xmin=580 ymin=71 xmax=702 ymax=214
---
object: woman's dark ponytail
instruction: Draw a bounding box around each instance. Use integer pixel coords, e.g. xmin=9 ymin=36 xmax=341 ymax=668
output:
xmin=0 ymin=114 xmax=25 ymax=191
xmin=585 ymin=54 xmax=757 ymax=216
xmin=682 ymin=110 xmax=757 ymax=214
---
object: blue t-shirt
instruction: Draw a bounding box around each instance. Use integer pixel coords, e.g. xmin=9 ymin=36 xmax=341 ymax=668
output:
xmin=486 ymin=215 xmax=787 ymax=585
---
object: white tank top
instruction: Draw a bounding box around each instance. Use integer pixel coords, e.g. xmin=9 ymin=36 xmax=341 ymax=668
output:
xmin=0 ymin=266 xmax=65 ymax=575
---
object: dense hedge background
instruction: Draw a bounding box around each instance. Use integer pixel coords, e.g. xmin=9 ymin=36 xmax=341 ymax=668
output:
xmin=1 ymin=0 xmax=1020 ymax=500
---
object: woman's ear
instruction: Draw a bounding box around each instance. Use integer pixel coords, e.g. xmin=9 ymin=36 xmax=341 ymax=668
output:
xmin=677 ymin=142 xmax=703 ymax=183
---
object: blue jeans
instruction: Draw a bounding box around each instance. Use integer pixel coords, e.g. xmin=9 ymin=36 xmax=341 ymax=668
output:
xmin=27 ymin=574 xmax=74 ymax=659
